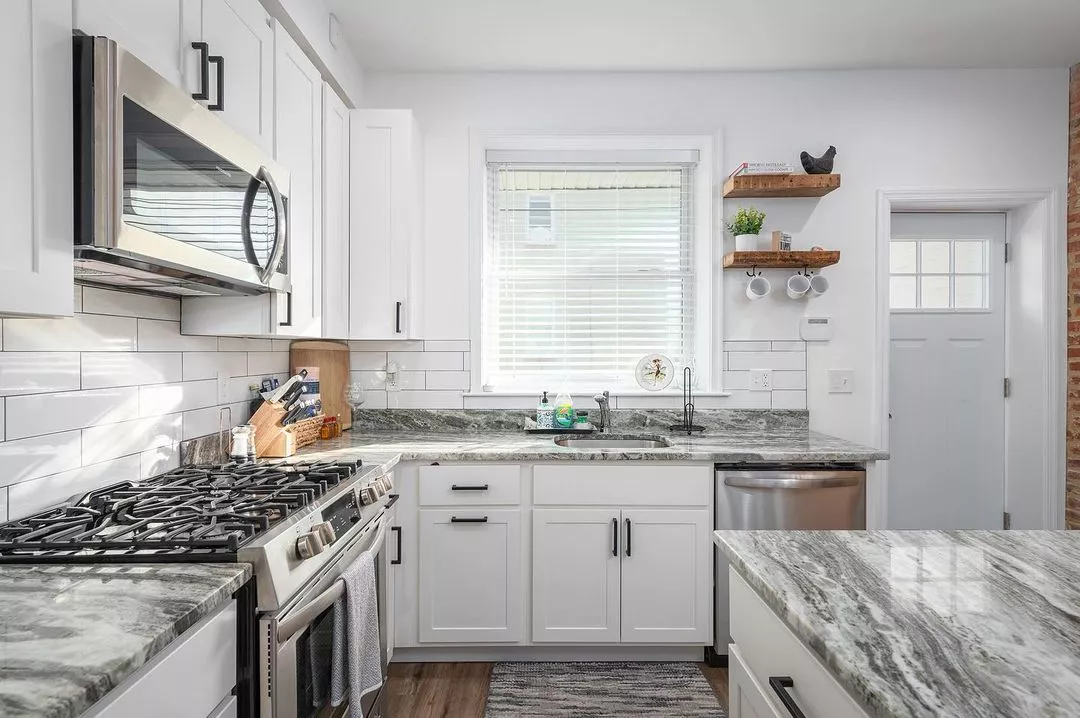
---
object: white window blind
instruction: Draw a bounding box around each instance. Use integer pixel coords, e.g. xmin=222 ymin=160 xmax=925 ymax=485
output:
xmin=483 ymin=162 xmax=696 ymax=390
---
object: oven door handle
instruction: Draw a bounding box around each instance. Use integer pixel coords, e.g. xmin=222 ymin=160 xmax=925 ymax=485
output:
xmin=276 ymin=522 xmax=387 ymax=642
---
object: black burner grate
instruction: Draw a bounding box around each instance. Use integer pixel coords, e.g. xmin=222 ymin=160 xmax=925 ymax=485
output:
xmin=0 ymin=459 xmax=362 ymax=562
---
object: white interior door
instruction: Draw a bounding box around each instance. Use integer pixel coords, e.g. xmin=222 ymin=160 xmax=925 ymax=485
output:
xmin=888 ymin=213 xmax=1006 ymax=529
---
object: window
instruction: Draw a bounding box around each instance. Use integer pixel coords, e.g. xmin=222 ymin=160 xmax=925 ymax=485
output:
xmin=890 ymin=238 xmax=990 ymax=311
xmin=482 ymin=156 xmax=701 ymax=390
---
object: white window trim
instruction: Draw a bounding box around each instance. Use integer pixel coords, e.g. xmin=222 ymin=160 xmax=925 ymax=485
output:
xmin=468 ymin=130 xmax=721 ymax=396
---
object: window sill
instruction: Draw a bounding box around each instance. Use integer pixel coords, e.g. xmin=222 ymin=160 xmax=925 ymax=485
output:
xmin=464 ymin=390 xmax=734 ymax=398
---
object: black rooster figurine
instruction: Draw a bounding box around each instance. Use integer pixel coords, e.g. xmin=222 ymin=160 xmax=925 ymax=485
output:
xmin=800 ymin=145 xmax=836 ymax=174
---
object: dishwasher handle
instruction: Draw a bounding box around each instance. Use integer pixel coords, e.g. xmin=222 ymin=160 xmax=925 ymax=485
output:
xmin=723 ymin=470 xmax=864 ymax=490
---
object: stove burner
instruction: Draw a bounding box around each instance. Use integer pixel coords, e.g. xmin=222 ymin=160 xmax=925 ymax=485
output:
xmin=0 ymin=459 xmax=363 ymax=563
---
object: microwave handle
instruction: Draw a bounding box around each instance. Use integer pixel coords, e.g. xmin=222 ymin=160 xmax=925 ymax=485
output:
xmin=259 ymin=167 xmax=288 ymax=285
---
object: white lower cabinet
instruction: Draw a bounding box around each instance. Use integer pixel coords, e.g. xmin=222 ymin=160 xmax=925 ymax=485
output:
xmin=418 ymin=508 xmax=523 ymax=643
xmin=533 ymin=509 xmax=621 ymax=643
xmin=729 ymin=645 xmax=782 ymax=718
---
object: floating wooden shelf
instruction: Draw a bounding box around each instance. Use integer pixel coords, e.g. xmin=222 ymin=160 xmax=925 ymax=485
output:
xmin=723 ymin=173 xmax=841 ymax=198
xmin=723 ymin=250 xmax=841 ymax=270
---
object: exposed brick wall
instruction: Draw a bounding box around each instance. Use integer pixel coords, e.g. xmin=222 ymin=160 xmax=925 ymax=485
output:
xmin=1068 ymin=64 xmax=1080 ymax=529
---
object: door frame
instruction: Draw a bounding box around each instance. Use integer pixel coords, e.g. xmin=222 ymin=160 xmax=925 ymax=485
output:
xmin=873 ymin=188 xmax=1065 ymax=529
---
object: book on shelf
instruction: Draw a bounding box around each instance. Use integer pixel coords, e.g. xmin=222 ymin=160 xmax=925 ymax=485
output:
xmin=728 ymin=161 xmax=794 ymax=178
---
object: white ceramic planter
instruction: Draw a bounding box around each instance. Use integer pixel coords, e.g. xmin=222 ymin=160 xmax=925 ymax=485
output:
xmin=734 ymin=233 xmax=759 ymax=251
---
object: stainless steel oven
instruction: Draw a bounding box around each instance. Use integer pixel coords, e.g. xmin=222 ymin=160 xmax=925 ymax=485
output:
xmin=262 ymin=502 xmax=395 ymax=718
xmin=72 ymin=34 xmax=290 ymax=297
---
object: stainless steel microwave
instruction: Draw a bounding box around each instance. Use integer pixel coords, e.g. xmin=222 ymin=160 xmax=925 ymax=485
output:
xmin=73 ymin=34 xmax=290 ymax=296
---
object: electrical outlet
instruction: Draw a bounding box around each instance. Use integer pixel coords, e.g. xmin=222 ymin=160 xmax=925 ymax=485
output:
xmin=828 ymin=369 xmax=854 ymax=393
xmin=750 ymin=370 xmax=772 ymax=392
xmin=217 ymin=371 xmax=229 ymax=404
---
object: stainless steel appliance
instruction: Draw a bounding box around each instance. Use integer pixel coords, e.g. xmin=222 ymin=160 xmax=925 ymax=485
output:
xmin=712 ymin=464 xmax=865 ymax=661
xmin=0 ymin=459 xmax=396 ymax=718
xmin=73 ymin=34 xmax=290 ymax=296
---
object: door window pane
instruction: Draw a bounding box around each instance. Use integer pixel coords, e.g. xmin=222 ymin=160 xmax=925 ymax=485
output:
xmin=890 ymin=238 xmax=991 ymax=311
xmin=890 ymin=241 xmax=917 ymax=274
xmin=954 ymin=241 xmax=987 ymax=274
xmin=920 ymin=242 xmax=951 ymax=273
xmin=920 ymin=276 xmax=951 ymax=309
xmin=954 ymin=275 xmax=986 ymax=309
xmin=890 ymin=276 xmax=917 ymax=309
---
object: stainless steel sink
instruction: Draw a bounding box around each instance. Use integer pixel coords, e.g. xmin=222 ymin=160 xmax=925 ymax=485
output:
xmin=553 ymin=436 xmax=671 ymax=450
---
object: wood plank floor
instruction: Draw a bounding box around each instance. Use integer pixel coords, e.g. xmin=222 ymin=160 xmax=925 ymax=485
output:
xmin=386 ymin=662 xmax=729 ymax=717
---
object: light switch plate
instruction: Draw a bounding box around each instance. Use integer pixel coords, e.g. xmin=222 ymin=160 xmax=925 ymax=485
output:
xmin=750 ymin=370 xmax=772 ymax=392
xmin=828 ymin=369 xmax=854 ymax=393
xmin=217 ymin=372 xmax=229 ymax=404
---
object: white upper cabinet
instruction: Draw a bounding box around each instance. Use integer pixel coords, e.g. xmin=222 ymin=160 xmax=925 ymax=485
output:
xmin=0 ymin=0 xmax=73 ymax=317
xmin=321 ymin=84 xmax=351 ymax=340
xmin=189 ymin=0 xmax=274 ymax=152
xmin=350 ymin=110 xmax=425 ymax=340
xmin=73 ymin=0 xmax=188 ymax=88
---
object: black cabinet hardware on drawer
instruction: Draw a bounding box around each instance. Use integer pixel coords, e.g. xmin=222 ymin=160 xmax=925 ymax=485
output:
xmin=769 ymin=676 xmax=807 ymax=718
xmin=390 ymin=526 xmax=402 ymax=565
xmin=450 ymin=516 xmax=489 ymax=523
xmin=625 ymin=518 xmax=632 ymax=557
xmin=612 ymin=518 xmax=618 ymax=557
xmin=191 ymin=42 xmax=210 ymax=100
xmin=451 ymin=484 xmax=489 ymax=491
xmin=208 ymin=55 xmax=225 ymax=111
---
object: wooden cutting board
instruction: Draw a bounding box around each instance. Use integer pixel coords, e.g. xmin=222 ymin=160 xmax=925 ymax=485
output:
xmin=289 ymin=340 xmax=352 ymax=429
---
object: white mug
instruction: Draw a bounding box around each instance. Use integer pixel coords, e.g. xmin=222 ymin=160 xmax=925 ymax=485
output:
xmin=810 ymin=274 xmax=830 ymax=296
xmin=746 ymin=275 xmax=771 ymax=300
xmin=786 ymin=274 xmax=811 ymax=299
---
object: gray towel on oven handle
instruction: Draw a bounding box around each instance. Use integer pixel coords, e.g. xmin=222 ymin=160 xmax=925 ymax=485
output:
xmin=330 ymin=531 xmax=385 ymax=714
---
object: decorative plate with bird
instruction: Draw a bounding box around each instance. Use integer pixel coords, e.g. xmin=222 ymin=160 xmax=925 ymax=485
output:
xmin=635 ymin=354 xmax=674 ymax=391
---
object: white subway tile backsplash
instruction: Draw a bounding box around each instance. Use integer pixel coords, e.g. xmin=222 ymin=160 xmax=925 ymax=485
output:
xmin=388 ymin=351 xmax=463 ymax=371
xmin=351 ymin=352 xmax=387 ymax=371
xmin=141 ymin=445 xmax=180 ymax=479
xmin=271 ymin=340 xmax=293 ymax=351
xmin=8 ymin=455 xmax=142 ymax=518
xmin=771 ymin=390 xmax=808 ymax=410
xmin=82 ymin=414 xmax=182 ymax=465
xmin=218 ymin=337 xmax=273 ymax=352
xmin=723 ymin=340 xmax=773 ymax=352
xmin=389 ymin=371 xmax=425 ymax=390
xmin=425 ymin=371 xmax=471 ymax=391
xmin=771 ymin=341 xmax=806 ymax=352
xmin=349 ymin=340 xmax=423 ymax=352
xmin=359 ymin=390 xmax=388 ymax=409
xmin=0 ymin=431 xmax=83 ymax=487
xmin=387 ymin=390 xmax=465 ymax=409
xmin=771 ymin=371 xmax=807 ymax=390
xmin=351 ymin=371 xmax=387 ymax=391
xmin=81 ymin=287 xmax=180 ymax=321
xmin=723 ymin=371 xmax=752 ymax=390
xmin=247 ymin=351 xmax=289 ymax=376
xmin=138 ymin=319 xmax=218 ymax=352
xmin=0 ymin=352 xmax=81 ymax=396
xmin=727 ymin=351 xmax=806 ymax=371
xmin=423 ymin=340 xmax=470 ymax=352
xmin=6 ymin=387 xmax=140 ymax=440
xmin=139 ymin=380 xmax=218 ymax=417
xmin=182 ymin=352 xmax=248 ymax=381
xmin=83 ymin=352 xmax=182 ymax=388
xmin=4 ymin=314 xmax=137 ymax=352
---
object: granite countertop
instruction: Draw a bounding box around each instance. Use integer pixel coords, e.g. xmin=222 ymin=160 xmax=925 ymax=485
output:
xmin=295 ymin=429 xmax=887 ymax=465
xmin=0 ymin=563 xmax=251 ymax=718
xmin=714 ymin=530 xmax=1080 ymax=718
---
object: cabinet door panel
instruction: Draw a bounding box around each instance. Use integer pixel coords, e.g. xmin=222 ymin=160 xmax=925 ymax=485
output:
xmin=532 ymin=509 xmax=621 ymax=643
xmin=74 ymin=0 xmax=187 ymax=87
xmin=0 ymin=0 xmax=73 ymax=317
xmin=620 ymin=509 xmax=712 ymax=643
xmin=419 ymin=509 xmax=523 ymax=643
xmin=729 ymin=645 xmax=783 ymax=718
xmin=321 ymin=84 xmax=350 ymax=340
xmin=198 ymin=0 xmax=273 ymax=151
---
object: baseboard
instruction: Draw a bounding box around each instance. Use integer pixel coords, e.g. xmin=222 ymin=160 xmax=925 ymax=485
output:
xmin=703 ymin=645 xmax=728 ymax=668
xmin=392 ymin=645 xmax=706 ymax=663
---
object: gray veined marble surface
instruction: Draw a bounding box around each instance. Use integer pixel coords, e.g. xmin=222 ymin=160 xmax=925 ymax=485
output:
xmin=714 ymin=530 xmax=1080 ymax=718
xmin=0 ymin=562 xmax=251 ymax=718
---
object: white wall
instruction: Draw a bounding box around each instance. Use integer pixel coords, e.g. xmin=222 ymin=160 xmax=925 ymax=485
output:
xmin=0 ymin=287 xmax=290 ymax=522
xmin=362 ymin=69 xmax=1068 ymax=444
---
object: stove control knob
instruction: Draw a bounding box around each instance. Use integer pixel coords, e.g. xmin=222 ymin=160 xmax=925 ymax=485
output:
xmin=382 ymin=474 xmax=394 ymax=491
xmin=373 ymin=480 xmax=387 ymax=497
xmin=313 ymin=521 xmax=337 ymax=546
xmin=358 ymin=486 xmax=378 ymax=506
xmin=296 ymin=531 xmax=326 ymax=560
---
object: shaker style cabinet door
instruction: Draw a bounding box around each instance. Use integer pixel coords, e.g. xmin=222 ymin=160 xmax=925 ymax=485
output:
xmin=321 ymin=83 xmax=351 ymax=340
xmin=619 ymin=508 xmax=712 ymax=644
xmin=418 ymin=509 xmax=523 ymax=643
xmin=73 ymin=0 xmax=189 ymax=89
xmin=532 ymin=509 xmax=621 ymax=643
xmin=0 ymin=0 xmax=73 ymax=317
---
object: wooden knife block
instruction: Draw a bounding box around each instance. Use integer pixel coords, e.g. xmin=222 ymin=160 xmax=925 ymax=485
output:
xmin=249 ymin=401 xmax=323 ymax=458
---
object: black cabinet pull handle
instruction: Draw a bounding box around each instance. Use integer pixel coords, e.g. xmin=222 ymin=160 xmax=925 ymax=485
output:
xmin=612 ymin=518 xmax=618 ymax=557
xmin=278 ymin=292 xmax=293 ymax=327
xmin=450 ymin=516 xmax=488 ymax=523
xmin=208 ymin=54 xmax=225 ymax=111
xmin=769 ymin=677 xmax=806 ymax=718
xmin=451 ymin=484 xmax=489 ymax=491
xmin=386 ymin=493 xmax=400 ymax=509
xmin=191 ymin=42 xmax=210 ymax=100
xmin=390 ymin=526 xmax=402 ymax=565
xmin=625 ymin=518 xmax=632 ymax=557
xmin=395 ymin=301 xmax=403 ymax=333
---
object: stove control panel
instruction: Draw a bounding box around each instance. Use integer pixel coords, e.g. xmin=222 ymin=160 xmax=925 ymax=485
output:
xmin=323 ymin=488 xmax=364 ymax=539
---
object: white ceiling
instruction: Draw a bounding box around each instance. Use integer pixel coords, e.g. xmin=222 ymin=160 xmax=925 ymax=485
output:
xmin=325 ymin=0 xmax=1080 ymax=72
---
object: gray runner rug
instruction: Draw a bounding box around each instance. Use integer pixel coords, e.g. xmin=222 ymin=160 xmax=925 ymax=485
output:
xmin=484 ymin=661 xmax=725 ymax=717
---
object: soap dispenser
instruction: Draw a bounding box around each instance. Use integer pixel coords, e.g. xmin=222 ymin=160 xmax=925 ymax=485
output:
xmin=554 ymin=390 xmax=575 ymax=429
xmin=536 ymin=391 xmax=554 ymax=429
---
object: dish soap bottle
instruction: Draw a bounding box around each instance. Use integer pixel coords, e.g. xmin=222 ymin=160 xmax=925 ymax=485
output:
xmin=554 ymin=390 xmax=575 ymax=429
xmin=536 ymin=391 xmax=554 ymax=429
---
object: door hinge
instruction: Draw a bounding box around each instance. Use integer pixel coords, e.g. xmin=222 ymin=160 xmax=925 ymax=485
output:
xmin=1003 ymin=511 xmax=1012 ymax=530
xmin=1003 ymin=377 xmax=1011 ymax=398
xmin=1004 ymin=243 xmax=1010 ymax=263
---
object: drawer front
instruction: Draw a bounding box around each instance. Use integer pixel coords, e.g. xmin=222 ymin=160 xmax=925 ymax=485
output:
xmin=533 ymin=465 xmax=711 ymax=506
xmin=419 ymin=464 xmax=521 ymax=506
xmin=729 ymin=569 xmax=869 ymax=718
xmin=729 ymin=644 xmax=783 ymax=718
xmin=86 ymin=601 xmax=237 ymax=718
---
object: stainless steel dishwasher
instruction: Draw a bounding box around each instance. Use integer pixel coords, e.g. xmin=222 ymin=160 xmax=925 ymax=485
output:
xmin=712 ymin=464 xmax=866 ymax=662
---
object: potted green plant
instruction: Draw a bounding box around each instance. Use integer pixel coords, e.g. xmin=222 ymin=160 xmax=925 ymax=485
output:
xmin=726 ymin=207 xmax=767 ymax=251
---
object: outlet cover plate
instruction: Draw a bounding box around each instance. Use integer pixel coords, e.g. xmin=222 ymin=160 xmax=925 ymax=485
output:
xmin=750 ymin=370 xmax=772 ymax=392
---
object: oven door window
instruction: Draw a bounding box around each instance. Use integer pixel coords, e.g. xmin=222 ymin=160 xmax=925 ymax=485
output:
xmin=121 ymin=97 xmax=285 ymax=273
